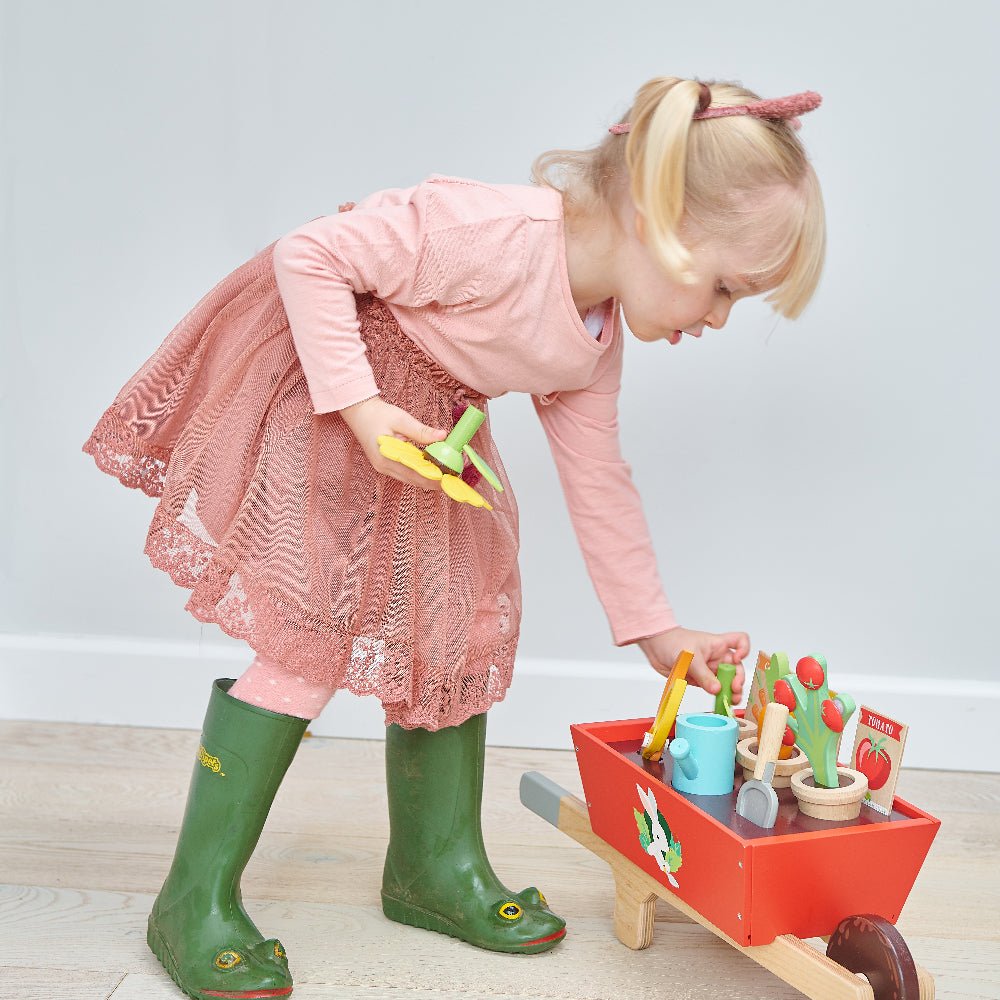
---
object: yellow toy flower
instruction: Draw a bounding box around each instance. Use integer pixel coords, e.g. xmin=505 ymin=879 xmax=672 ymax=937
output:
xmin=376 ymin=405 xmax=499 ymax=510
xmin=441 ymin=475 xmax=493 ymax=510
xmin=377 ymin=436 xmax=443 ymax=481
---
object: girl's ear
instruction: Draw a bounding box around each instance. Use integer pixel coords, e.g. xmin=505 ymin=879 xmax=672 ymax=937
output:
xmin=634 ymin=211 xmax=647 ymax=244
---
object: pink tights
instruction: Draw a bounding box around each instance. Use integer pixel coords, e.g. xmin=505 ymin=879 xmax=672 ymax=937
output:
xmin=228 ymin=651 xmax=337 ymax=721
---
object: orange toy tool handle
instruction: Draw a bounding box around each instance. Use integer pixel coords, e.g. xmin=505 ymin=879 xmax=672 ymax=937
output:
xmin=641 ymin=650 xmax=693 ymax=762
xmin=654 ymin=650 xmax=692 ymax=718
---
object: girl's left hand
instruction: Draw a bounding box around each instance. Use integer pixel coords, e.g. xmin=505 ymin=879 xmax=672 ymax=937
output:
xmin=637 ymin=626 xmax=750 ymax=698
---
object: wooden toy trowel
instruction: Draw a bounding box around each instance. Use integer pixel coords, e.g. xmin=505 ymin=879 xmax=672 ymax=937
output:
xmin=736 ymin=702 xmax=789 ymax=829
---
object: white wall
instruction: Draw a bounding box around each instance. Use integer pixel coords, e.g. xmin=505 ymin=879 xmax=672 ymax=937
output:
xmin=2 ymin=0 xmax=998 ymax=768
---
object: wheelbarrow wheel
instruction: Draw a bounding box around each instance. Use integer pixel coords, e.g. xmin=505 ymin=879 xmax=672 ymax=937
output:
xmin=826 ymin=914 xmax=920 ymax=999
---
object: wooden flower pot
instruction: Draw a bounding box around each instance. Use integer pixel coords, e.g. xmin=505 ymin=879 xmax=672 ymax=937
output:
xmin=732 ymin=709 xmax=796 ymax=760
xmin=736 ymin=737 xmax=809 ymax=788
xmin=790 ymin=766 xmax=869 ymax=821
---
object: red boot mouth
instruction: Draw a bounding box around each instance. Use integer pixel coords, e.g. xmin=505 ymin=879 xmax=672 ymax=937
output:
xmin=201 ymin=989 xmax=293 ymax=998
xmin=520 ymin=927 xmax=567 ymax=948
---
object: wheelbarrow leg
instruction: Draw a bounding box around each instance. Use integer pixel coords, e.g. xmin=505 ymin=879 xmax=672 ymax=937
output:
xmin=916 ymin=964 xmax=935 ymax=999
xmin=612 ymin=869 xmax=657 ymax=950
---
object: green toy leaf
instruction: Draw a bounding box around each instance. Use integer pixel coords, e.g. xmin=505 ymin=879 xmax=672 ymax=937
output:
xmin=463 ymin=444 xmax=503 ymax=492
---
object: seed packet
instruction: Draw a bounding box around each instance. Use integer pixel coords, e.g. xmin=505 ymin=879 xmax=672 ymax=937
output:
xmin=851 ymin=705 xmax=909 ymax=815
xmin=743 ymin=651 xmax=772 ymax=734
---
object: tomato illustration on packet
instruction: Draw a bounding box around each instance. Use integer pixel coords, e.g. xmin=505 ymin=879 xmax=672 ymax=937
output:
xmin=855 ymin=736 xmax=893 ymax=790
xmin=850 ymin=706 xmax=909 ymax=815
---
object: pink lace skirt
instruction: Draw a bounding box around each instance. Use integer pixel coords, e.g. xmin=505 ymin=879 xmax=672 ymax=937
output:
xmin=82 ymin=240 xmax=521 ymax=730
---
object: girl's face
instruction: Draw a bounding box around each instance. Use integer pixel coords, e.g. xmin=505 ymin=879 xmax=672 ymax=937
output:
xmin=617 ymin=191 xmax=792 ymax=345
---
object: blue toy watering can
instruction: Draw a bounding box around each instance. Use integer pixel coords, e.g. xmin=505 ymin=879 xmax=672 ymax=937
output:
xmin=668 ymin=713 xmax=739 ymax=796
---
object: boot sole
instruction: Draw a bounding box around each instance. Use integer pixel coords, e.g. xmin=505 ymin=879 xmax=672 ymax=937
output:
xmin=381 ymin=891 xmax=566 ymax=954
xmin=147 ymin=919 xmax=293 ymax=999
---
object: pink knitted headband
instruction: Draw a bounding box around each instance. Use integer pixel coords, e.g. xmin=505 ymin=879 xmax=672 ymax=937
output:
xmin=608 ymin=84 xmax=822 ymax=134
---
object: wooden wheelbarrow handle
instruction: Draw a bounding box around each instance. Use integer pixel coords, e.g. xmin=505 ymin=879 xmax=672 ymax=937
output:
xmin=519 ymin=772 xmax=934 ymax=1000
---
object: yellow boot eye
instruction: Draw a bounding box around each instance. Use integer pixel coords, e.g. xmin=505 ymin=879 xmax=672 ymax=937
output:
xmin=273 ymin=942 xmax=286 ymax=960
xmin=498 ymin=902 xmax=524 ymax=921
xmin=214 ymin=950 xmax=243 ymax=970
xmin=538 ymin=891 xmax=548 ymax=907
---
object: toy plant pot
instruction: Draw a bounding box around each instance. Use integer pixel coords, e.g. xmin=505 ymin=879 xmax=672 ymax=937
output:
xmin=736 ymin=737 xmax=808 ymax=788
xmin=790 ymin=766 xmax=869 ymax=821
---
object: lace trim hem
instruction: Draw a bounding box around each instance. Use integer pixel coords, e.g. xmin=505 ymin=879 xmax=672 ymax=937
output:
xmin=82 ymin=404 xmax=171 ymax=499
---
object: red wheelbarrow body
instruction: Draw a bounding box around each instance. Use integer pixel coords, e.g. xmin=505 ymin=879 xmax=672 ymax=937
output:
xmin=572 ymin=717 xmax=940 ymax=948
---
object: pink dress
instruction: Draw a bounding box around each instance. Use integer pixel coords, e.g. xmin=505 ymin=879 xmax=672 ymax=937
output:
xmin=82 ymin=175 xmax=676 ymax=730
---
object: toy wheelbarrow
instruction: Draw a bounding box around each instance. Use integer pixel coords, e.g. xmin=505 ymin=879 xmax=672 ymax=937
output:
xmin=521 ymin=716 xmax=940 ymax=1000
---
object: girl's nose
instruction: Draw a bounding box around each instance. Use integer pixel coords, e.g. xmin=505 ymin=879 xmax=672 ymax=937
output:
xmin=706 ymin=299 xmax=733 ymax=330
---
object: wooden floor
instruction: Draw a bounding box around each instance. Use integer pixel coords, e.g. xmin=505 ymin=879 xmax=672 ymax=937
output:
xmin=1 ymin=720 xmax=998 ymax=1000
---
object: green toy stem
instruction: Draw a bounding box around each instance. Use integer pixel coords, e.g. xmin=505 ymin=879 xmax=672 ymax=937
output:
xmin=425 ymin=405 xmax=486 ymax=475
xmin=451 ymin=404 xmax=485 ymax=443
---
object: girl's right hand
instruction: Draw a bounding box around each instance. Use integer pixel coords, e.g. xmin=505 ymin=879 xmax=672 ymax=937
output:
xmin=339 ymin=395 xmax=449 ymax=491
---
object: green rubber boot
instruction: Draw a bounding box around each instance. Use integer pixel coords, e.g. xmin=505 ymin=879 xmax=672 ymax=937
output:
xmin=147 ymin=678 xmax=308 ymax=1000
xmin=381 ymin=712 xmax=567 ymax=954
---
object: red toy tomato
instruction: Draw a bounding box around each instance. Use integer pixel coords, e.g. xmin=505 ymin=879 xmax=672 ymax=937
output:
xmin=821 ymin=698 xmax=844 ymax=733
xmin=782 ymin=725 xmax=796 ymax=746
xmin=796 ymin=656 xmax=825 ymax=691
xmin=773 ymin=679 xmax=796 ymax=711
xmin=856 ymin=736 xmax=892 ymax=790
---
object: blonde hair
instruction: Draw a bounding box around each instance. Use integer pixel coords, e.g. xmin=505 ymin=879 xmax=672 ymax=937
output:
xmin=530 ymin=77 xmax=826 ymax=320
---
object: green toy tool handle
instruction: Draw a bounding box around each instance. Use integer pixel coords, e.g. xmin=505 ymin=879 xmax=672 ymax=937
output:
xmin=715 ymin=663 xmax=737 ymax=716
xmin=425 ymin=404 xmax=487 ymax=476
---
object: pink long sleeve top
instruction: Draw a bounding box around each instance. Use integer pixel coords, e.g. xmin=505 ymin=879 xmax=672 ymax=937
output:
xmin=272 ymin=173 xmax=677 ymax=646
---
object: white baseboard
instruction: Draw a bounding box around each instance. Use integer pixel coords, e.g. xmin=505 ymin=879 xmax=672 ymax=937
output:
xmin=2 ymin=632 xmax=997 ymax=773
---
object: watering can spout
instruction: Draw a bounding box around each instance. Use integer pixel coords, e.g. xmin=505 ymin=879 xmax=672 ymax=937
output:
xmin=669 ymin=738 xmax=699 ymax=781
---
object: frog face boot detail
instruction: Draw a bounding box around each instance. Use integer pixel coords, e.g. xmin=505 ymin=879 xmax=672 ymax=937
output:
xmin=381 ymin=712 xmax=567 ymax=953
xmin=147 ymin=678 xmax=308 ymax=999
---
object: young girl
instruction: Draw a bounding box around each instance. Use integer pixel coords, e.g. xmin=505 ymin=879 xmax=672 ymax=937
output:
xmin=83 ymin=76 xmax=825 ymax=999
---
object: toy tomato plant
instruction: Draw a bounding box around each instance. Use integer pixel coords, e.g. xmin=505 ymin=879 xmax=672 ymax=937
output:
xmin=773 ymin=653 xmax=856 ymax=789
xmin=855 ymin=736 xmax=892 ymax=791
